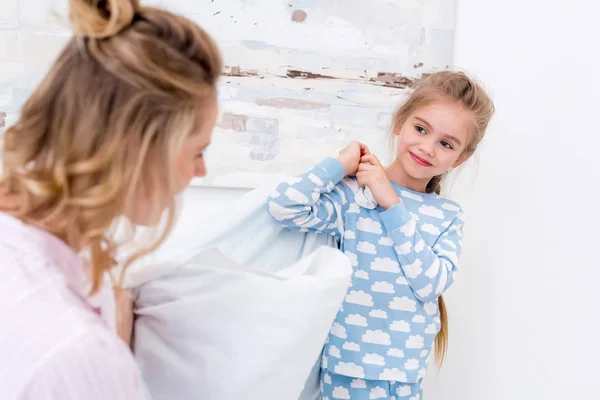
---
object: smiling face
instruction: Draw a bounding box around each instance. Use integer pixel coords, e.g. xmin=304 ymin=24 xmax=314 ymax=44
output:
xmin=394 ymin=99 xmax=474 ymax=186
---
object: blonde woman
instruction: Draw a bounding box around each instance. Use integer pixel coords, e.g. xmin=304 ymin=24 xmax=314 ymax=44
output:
xmin=0 ymin=0 xmax=222 ymax=398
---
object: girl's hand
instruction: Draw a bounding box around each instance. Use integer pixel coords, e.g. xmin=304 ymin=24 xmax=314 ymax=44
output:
xmin=114 ymin=287 xmax=134 ymax=347
xmin=337 ymin=141 xmax=370 ymax=177
xmin=356 ymin=154 xmax=401 ymax=210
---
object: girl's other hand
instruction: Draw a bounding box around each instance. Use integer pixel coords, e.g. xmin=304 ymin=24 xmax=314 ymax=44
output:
xmin=337 ymin=141 xmax=370 ymax=177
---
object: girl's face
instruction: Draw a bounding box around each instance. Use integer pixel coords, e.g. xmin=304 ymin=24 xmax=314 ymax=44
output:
xmin=395 ymin=100 xmax=473 ymax=183
xmin=128 ymin=99 xmax=218 ymax=226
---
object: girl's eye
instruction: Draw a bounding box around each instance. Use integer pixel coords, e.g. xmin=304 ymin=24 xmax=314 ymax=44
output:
xmin=440 ymin=140 xmax=454 ymax=150
xmin=415 ymin=125 xmax=426 ymax=135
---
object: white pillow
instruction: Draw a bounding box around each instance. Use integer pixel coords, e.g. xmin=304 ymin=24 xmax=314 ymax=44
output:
xmin=133 ymin=246 xmax=351 ymax=400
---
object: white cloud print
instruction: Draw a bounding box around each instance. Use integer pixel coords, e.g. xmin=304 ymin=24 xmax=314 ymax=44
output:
xmin=379 ymin=368 xmax=407 ymax=381
xmin=357 ymin=217 xmax=383 ymax=234
xmin=414 ymin=239 xmax=426 ymax=253
xmin=330 ymin=322 xmax=347 ymax=339
xmin=344 ymin=230 xmax=356 ymax=239
xmin=425 ymin=323 xmax=437 ymax=334
xmin=329 ymin=345 xmax=341 ymax=358
xmin=334 ymin=362 xmax=365 ymax=378
xmin=395 ymin=241 xmax=412 ymax=255
xmin=345 ymin=251 xmax=359 ymax=267
xmin=371 ymin=257 xmax=400 ymax=273
xmin=345 ymin=314 xmax=368 ymax=327
xmin=425 ymin=258 xmax=440 ymax=278
xmin=284 ymin=176 xmax=303 ymax=185
xmin=389 ymin=296 xmax=417 ymax=312
xmin=362 ymin=353 xmax=386 ymax=366
xmin=412 ymin=314 xmax=426 ymax=323
xmin=351 ymin=379 xmax=367 ymax=389
xmin=421 ymin=223 xmax=441 ymax=236
xmin=400 ymin=219 xmax=417 ymax=236
xmin=387 ymin=348 xmax=405 ymax=358
xmin=345 ymin=290 xmax=374 ymax=307
xmin=268 ymin=202 xmax=298 ymax=221
xmin=332 ymin=386 xmax=351 ymax=399
xmin=362 ymin=330 xmax=392 ymax=345
xmin=424 ymin=302 xmax=438 ymax=315
xmin=404 ymin=358 xmax=420 ymax=370
xmin=396 ymin=276 xmax=408 ymax=285
xmin=371 ymin=281 xmax=395 ymax=294
xmin=397 ymin=385 xmax=412 ymax=397
xmin=369 ymin=387 xmax=388 ymax=399
xmin=401 ymin=190 xmax=423 ymax=202
xmin=308 ymin=173 xmax=324 ymax=186
xmin=285 ymin=187 xmax=309 ymax=204
xmin=347 ymin=203 xmax=360 ymax=213
xmin=311 ymin=191 xmax=320 ymax=202
xmin=369 ymin=309 xmax=388 ymax=319
xmin=343 ymin=342 xmax=361 ymax=352
xmin=419 ymin=205 xmax=445 ymax=219
xmin=390 ymin=320 xmax=411 ymax=333
xmin=405 ymin=335 xmax=425 ymax=349
xmin=403 ymin=259 xmax=423 ymax=279
xmin=378 ymin=236 xmax=394 ymax=246
xmin=357 ymin=241 xmax=377 ymax=254
xmin=354 ymin=269 xmax=369 ymax=280
xmin=416 ymin=284 xmax=433 ymax=298
xmin=443 ymin=239 xmax=457 ymax=249
xmin=325 ymin=202 xmax=334 ymax=220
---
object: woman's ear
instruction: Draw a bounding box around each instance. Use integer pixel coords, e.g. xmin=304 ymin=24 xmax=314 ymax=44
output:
xmin=452 ymin=151 xmax=473 ymax=168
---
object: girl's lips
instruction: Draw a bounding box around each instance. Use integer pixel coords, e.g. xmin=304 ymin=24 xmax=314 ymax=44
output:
xmin=410 ymin=152 xmax=432 ymax=167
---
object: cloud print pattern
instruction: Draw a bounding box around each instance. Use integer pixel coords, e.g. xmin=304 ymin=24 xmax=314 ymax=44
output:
xmin=268 ymin=158 xmax=464 ymax=383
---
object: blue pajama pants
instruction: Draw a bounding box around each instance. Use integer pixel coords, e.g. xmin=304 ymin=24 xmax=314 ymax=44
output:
xmin=320 ymin=369 xmax=423 ymax=400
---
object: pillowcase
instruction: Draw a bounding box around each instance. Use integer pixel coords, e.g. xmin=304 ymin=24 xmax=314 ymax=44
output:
xmin=133 ymin=246 xmax=351 ymax=400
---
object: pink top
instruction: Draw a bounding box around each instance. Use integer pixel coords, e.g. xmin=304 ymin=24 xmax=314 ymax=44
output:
xmin=0 ymin=212 xmax=148 ymax=399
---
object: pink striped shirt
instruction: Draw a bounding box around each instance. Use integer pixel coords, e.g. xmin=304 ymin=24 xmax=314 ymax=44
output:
xmin=0 ymin=212 xmax=148 ymax=399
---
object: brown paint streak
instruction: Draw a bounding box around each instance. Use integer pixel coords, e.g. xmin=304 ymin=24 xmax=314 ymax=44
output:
xmin=370 ymin=72 xmax=415 ymax=88
xmin=286 ymin=69 xmax=336 ymax=80
xmin=221 ymin=66 xmax=420 ymax=91
xmin=256 ymin=98 xmax=330 ymax=110
xmin=223 ymin=66 xmax=259 ymax=77
xmin=218 ymin=112 xmax=248 ymax=132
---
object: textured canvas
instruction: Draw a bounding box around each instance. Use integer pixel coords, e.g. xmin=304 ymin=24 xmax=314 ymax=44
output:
xmin=0 ymin=0 xmax=456 ymax=187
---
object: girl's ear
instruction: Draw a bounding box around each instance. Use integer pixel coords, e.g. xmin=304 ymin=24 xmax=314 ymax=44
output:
xmin=452 ymin=151 xmax=473 ymax=168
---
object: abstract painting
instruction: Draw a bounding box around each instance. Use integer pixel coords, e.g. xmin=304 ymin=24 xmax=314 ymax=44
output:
xmin=0 ymin=0 xmax=456 ymax=187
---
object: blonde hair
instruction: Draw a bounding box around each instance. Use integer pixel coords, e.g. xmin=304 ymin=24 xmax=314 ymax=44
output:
xmin=391 ymin=70 xmax=495 ymax=366
xmin=0 ymin=0 xmax=222 ymax=293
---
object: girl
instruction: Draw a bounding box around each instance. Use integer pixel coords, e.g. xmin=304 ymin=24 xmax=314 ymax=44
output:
xmin=0 ymin=0 xmax=222 ymax=398
xmin=268 ymin=71 xmax=494 ymax=399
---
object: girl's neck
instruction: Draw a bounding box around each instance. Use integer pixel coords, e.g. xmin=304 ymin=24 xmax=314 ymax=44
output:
xmin=385 ymin=160 xmax=430 ymax=193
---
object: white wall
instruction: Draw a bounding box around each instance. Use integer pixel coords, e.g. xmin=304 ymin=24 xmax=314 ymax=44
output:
xmin=184 ymin=0 xmax=600 ymax=398
xmin=422 ymin=0 xmax=600 ymax=398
